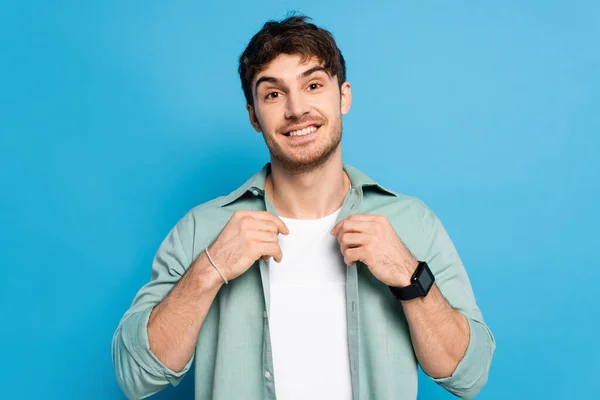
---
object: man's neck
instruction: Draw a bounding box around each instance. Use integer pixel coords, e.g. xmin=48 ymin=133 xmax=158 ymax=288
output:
xmin=265 ymin=154 xmax=351 ymax=220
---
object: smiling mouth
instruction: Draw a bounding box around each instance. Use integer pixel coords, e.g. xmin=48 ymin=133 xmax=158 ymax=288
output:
xmin=283 ymin=125 xmax=321 ymax=137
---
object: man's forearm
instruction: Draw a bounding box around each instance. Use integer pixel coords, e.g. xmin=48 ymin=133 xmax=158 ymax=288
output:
xmin=147 ymin=252 xmax=223 ymax=372
xmin=402 ymin=284 xmax=470 ymax=379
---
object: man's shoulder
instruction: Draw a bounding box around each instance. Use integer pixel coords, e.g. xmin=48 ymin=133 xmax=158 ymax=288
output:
xmin=363 ymin=182 xmax=433 ymax=217
xmin=180 ymin=194 xmax=235 ymax=225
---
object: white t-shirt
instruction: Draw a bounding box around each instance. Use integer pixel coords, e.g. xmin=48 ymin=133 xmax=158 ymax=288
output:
xmin=268 ymin=207 xmax=352 ymax=399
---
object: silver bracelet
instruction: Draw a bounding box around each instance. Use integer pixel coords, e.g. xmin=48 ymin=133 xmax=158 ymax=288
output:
xmin=205 ymin=246 xmax=228 ymax=284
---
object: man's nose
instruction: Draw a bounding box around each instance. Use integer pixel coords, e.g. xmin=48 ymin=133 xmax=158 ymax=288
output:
xmin=285 ymin=91 xmax=310 ymax=119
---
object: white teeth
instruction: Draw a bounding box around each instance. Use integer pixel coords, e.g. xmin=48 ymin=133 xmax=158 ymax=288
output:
xmin=288 ymin=125 xmax=318 ymax=137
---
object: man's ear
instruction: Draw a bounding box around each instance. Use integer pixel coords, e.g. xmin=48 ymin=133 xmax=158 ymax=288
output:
xmin=246 ymin=104 xmax=262 ymax=132
xmin=340 ymin=82 xmax=352 ymax=115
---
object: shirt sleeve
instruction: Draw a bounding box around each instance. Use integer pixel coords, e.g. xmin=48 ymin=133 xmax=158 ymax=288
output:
xmin=111 ymin=214 xmax=195 ymax=399
xmin=420 ymin=202 xmax=496 ymax=399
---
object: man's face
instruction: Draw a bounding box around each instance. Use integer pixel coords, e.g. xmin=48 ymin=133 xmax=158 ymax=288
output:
xmin=247 ymin=53 xmax=352 ymax=172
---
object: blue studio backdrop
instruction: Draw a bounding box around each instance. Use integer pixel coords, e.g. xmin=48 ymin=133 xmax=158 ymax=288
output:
xmin=1 ymin=1 xmax=598 ymax=399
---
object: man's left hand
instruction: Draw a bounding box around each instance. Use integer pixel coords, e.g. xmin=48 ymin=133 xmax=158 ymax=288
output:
xmin=330 ymin=214 xmax=418 ymax=288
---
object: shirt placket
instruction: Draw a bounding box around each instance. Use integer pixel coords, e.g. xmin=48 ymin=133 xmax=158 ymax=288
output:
xmin=257 ymin=185 xmax=363 ymax=400
xmin=339 ymin=186 xmax=363 ymax=400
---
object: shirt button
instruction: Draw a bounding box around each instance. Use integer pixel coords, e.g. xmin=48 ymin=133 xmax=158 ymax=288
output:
xmin=265 ymin=370 xmax=271 ymax=379
xmin=251 ymin=189 xmax=259 ymax=196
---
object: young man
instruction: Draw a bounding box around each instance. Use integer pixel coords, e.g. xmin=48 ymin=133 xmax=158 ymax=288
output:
xmin=112 ymin=15 xmax=495 ymax=400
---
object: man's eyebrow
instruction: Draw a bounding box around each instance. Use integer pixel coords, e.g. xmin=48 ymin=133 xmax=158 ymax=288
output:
xmin=300 ymin=66 xmax=329 ymax=79
xmin=254 ymin=66 xmax=330 ymax=92
xmin=255 ymin=76 xmax=281 ymax=92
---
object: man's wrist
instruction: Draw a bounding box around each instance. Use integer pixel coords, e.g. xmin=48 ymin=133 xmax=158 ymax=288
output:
xmin=390 ymin=259 xmax=419 ymax=288
xmin=391 ymin=276 xmax=412 ymax=288
xmin=191 ymin=252 xmax=225 ymax=292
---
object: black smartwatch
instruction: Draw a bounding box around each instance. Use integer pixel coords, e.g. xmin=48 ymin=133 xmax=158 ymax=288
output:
xmin=389 ymin=261 xmax=435 ymax=301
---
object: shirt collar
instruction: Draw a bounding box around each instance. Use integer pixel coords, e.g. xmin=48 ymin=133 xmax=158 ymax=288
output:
xmin=218 ymin=162 xmax=397 ymax=207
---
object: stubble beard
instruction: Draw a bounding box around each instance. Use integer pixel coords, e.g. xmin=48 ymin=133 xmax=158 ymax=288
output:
xmin=262 ymin=113 xmax=343 ymax=174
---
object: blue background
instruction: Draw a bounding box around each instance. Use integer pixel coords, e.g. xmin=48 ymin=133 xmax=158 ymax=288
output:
xmin=1 ymin=1 xmax=598 ymax=399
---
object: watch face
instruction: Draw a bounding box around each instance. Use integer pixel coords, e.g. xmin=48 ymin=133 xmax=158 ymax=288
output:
xmin=416 ymin=263 xmax=434 ymax=294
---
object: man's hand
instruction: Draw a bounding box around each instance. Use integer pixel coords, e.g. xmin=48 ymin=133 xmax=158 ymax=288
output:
xmin=204 ymin=210 xmax=289 ymax=282
xmin=330 ymin=214 xmax=418 ymax=287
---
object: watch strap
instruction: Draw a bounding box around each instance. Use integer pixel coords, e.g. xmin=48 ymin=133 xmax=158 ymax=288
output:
xmin=389 ymin=283 xmax=422 ymax=300
xmin=388 ymin=261 xmax=434 ymax=300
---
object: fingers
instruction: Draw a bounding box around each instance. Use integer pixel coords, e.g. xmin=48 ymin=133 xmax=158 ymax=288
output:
xmin=338 ymin=232 xmax=368 ymax=247
xmin=248 ymin=211 xmax=289 ymax=235
xmin=331 ymin=214 xmax=383 ymax=236
xmin=332 ymin=220 xmax=373 ymax=236
xmin=258 ymin=242 xmax=284 ymax=263
xmin=248 ymin=230 xmax=279 ymax=243
xmin=233 ymin=211 xmax=287 ymax=264
xmin=342 ymin=246 xmax=361 ymax=266
xmin=236 ymin=211 xmax=288 ymax=235
xmin=250 ymin=219 xmax=287 ymax=237
xmin=337 ymin=233 xmax=371 ymax=261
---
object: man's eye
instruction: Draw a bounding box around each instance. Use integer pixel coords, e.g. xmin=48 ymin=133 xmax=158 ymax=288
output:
xmin=265 ymin=92 xmax=279 ymax=100
xmin=309 ymin=83 xmax=322 ymax=90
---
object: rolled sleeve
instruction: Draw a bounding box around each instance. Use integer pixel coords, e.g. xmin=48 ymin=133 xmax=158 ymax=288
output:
xmin=111 ymin=212 xmax=196 ymax=399
xmin=418 ymin=201 xmax=496 ymax=399
xmin=112 ymin=307 xmax=195 ymax=399
xmin=120 ymin=307 xmax=194 ymax=385
xmin=432 ymin=316 xmax=496 ymax=399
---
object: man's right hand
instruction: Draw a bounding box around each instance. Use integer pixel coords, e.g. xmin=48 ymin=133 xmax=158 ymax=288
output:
xmin=200 ymin=210 xmax=289 ymax=282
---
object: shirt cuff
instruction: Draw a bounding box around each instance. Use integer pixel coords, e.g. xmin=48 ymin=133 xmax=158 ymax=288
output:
xmin=432 ymin=316 xmax=494 ymax=397
xmin=120 ymin=307 xmax=194 ymax=386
